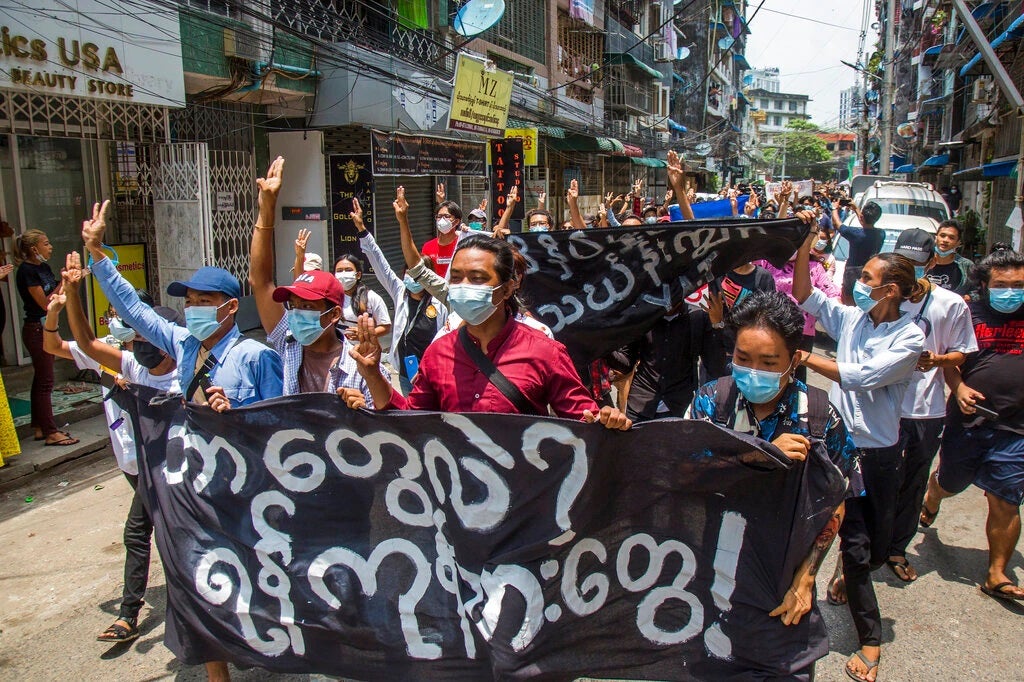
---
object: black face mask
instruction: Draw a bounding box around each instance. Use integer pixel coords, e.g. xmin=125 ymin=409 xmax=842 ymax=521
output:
xmin=132 ymin=340 xmax=166 ymax=370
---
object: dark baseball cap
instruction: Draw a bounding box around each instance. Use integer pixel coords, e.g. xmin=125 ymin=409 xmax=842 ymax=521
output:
xmin=166 ymin=267 xmax=241 ymax=299
xmin=893 ymin=228 xmax=936 ymax=265
xmin=272 ymin=270 xmax=344 ymax=307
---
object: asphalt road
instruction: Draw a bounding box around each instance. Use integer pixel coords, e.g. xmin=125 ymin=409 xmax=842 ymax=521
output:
xmin=0 ymin=428 xmax=1021 ymax=681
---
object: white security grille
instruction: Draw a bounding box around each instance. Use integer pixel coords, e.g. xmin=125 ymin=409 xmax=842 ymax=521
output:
xmin=153 ymin=142 xmax=213 ymax=313
xmin=209 ymin=150 xmax=257 ymax=296
xmin=0 ymin=89 xmax=169 ymax=142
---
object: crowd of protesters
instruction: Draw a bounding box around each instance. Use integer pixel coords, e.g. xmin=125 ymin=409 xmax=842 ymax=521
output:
xmin=14 ymin=152 xmax=1023 ymax=682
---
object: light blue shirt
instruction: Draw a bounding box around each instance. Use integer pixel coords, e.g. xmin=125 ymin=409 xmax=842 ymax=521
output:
xmin=801 ymin=288 xmax=925 ymax=449
xmin=91 ymin=257 xmax=283 ymax=407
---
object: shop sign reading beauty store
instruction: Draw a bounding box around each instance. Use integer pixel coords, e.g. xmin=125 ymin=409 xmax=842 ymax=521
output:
xmin=0 ymin=0 xmax=185 ymax=107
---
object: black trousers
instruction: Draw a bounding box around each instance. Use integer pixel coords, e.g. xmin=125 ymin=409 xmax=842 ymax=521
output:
xmin=121 ymin=473 xmax=153 ymax=620
xmin=840 ymin=443 xmax=903 ymax=647
xmin=889 ymin=417 xmax=945 ymax=558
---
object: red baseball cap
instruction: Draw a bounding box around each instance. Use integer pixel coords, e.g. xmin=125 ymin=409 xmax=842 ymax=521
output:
xmin=272 ymin=270 xmax=344 ymax=307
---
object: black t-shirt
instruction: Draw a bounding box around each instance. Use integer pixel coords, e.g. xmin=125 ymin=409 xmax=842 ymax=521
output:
xmin=396 ymin=295 xmax=439 ymax=378
xmin=717 ymin=266 xmax=776 ymax=309
xmin=15 ymin=261 xmax=57 ymax=321
xmin=955 ymin=299 xmax=1024 ymax=435
xmin=926 ymin=262 xmax=966 ymax=294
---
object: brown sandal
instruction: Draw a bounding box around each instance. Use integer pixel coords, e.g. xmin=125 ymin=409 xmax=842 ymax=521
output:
xmin=97 ymin=617 xmax=139 ymax=643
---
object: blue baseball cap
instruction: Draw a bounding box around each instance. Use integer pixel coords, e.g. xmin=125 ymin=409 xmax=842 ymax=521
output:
xmin=166 ymin=266 xmax=241 ymax=299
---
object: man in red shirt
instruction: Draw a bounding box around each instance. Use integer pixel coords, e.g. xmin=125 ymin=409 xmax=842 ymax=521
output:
xmin=421 ymin=200 xmax=462 ymax=278
xmin=345 ymin=234 xmax=631 ymax=429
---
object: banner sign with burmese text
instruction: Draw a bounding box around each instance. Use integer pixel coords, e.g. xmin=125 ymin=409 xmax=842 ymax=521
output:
xmin=126 ymin=389 xmax=845 ymax=680
xmin=512 ymin=218 xmax=811 ymax=366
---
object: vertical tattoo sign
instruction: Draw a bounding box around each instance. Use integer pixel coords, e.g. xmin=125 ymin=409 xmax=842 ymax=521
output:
xmin=329 ymin=154 xmax=374 ymax=264
xmin=490 ymin=138 xmax=525 ymax=221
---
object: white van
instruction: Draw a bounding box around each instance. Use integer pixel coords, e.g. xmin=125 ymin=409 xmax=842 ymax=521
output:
xmin=829 ymin=179 xmax=950 ymax=286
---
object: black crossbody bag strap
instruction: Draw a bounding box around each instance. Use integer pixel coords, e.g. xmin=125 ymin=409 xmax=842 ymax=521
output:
xmin=458 ymin=326 xmax=536 ymax=415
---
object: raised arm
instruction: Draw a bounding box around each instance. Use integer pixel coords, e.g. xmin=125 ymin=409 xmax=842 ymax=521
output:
xmin=63 ymin=251 xmax=123 ymax=373
xmin=492 ymin=185 xmax=519 ymax=239
xmin=291 ymin=228 xmax=310 ymax=278
xmin=566 ymin=179 xmax=586 ymax=230
xmin=667 ymin=150 xmax=694 ymax=220
xmin=354 ymin=197 xmax=403 ymax=301
xmin=395 ymin=186 xmax=422 ymax=270
xmin=792 ymin=226 xmax=817 ymax=304
xmin=42 ymin=287 xmax=73 ymax=361
xmin=248 ymin=156 xmax=286 ymax=334
xmin=83 ymin=200 xmax=178 ymax=357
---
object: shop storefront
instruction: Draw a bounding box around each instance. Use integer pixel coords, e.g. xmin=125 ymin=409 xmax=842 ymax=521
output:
xmin=0 ymin=0 xmax=184 ymax=366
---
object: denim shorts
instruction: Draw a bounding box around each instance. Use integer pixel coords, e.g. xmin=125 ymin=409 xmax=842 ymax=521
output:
xmin=937 ymin=422 xmax=1024 ymax=506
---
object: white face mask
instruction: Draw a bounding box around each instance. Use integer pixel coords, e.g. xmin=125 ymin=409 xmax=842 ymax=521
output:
xmin=336 ymin=272 xmax=358 ymax=290
xmin=436 ymin=217 xmax=454 ymax=234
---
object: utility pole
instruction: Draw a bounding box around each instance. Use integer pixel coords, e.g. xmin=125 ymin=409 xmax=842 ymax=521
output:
xmin=780 ymin=135 xmax=787 ymax=180
xmin=880 ymin=0 xmax=896 ymax=175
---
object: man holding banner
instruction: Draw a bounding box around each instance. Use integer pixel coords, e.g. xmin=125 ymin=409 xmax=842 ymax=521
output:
xmin=344 ymin=233 xmax=630 ymax=429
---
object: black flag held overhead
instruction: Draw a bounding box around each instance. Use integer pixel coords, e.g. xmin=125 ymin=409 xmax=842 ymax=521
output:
xmin=129 ymin=388 xmax=845 ymax=681
xmin=512 ymin=218 xmax=810 ymax=366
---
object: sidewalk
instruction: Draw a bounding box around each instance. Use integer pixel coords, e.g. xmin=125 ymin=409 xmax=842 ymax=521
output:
xmin=0 ymin=412 xmax=114 ymax=492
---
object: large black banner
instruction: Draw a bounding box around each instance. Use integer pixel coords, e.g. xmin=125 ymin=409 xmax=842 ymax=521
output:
xmin=512 ymin=218 xmax=810 ymax=366
xmin=128 ymin=389 xmax=846 ymax=681
xmin=372 ymin=131 xmax=487 ymax=177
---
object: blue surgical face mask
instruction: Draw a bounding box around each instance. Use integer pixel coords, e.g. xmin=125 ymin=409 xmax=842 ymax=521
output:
xmin=107 ymin=316 xmax=136 ymax=343
xmin=404 ymin=274 xmax=424 ymax=294
xmin=914 ymin=265 xmax=927 ymax=279
xmin=988 ymin=287 xmax=1024 ymax=314
xmin=935 ymin=246 xmax=956 ymax=257
xmin=530 ymin=224 xmax=549 ymax=233
xmin=287 ymin=307 xmax=331 ymax=346
xmin=468 ymin=221 xmax=484 ymax=231
xmin=732 ymin=362 xmax=790 ymax=404
xmin=184 ymin=300 xmax=231 ymax=341
xmin=853 ymin=280 xmax=886 ymax=314
xmin=449 ymin=283 xmax=501 ymax=325
xmin=814 ymin=239 xmax=828 ymax=252
xmin=645 ymin=216 xmax=657 ymax=224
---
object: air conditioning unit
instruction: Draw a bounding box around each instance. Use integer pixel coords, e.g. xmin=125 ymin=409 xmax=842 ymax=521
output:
xmin=224 ymin=26 xmax=261 ymax=63
xmin=610 ymin=120 xmax=629 ymax=138
xmin=654 ymin=42 xmax=672 ymax=62
xmin=655 ymin=131 xmax=671 ymax=145
xmin=628 ymin=115 xmax=639 ymax=132
xmin=972 ymin=77 xmax=993 ymax=103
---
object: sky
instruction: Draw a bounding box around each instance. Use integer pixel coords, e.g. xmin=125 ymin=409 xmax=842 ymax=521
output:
xmin=743 ymin=1 xmax=881 ymax=129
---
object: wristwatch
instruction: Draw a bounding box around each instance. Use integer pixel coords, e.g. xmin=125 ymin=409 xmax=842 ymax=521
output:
xmin=712 ymin=321 xmax=725 ymax=329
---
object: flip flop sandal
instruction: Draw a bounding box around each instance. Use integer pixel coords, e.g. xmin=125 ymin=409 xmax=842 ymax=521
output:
xmin=886 ymin=557 xmax=917 ymax=583
xmin=97 ymin=617 xmax=139 ymax=643
xmin=845 ymin=650 xmax=879 ymax=681
xmin=980 ymin=581 xmax=1024 ymax=602
xmin=919 ymin=504 xmax=939 ymax=528
xmin=45 ymin=434 xmax=79 ymax=447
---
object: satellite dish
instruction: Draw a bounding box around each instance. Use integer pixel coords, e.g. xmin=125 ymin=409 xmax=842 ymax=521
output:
xmin=743 ymin=73 xmax=754 ymax=86
xmin=718 ymin=36 xmax=735 ymax=51
xmin=676 ymin=46 xmax=690 ymax=61
xmin=453 ymin=0 xmax=506 ymax=37
xmin=695 ymin=142 xmax=712 ymax=156
xmin=897 ymin=121 xmax=917 ymax=139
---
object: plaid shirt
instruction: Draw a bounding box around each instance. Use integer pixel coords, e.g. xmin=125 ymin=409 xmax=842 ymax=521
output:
xmin=268 ymin=316 xmax=386 ymax=407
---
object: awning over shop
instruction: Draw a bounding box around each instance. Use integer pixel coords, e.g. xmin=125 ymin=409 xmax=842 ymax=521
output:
xmin=620 ymin=144 xmax=644 ymax=157
xmin=894 ymin=164 xmax=916 ymax=174
xmin=605 ymin=53 xmax=664 ymax=79
xmin=984 ymin=158 xmax=1017 ymax=177
xmin=733 ymin=54 xmax=751 ymax=70
xmin=921 ymin=154 xmax=949 ymax=167
xmin=959 ymin=13 xmax=1024 ymax=77
xmin=923 ymin=44 xmax=944 ymax=57
xmin=952 ymin=166 xmax=984 ymax=181
xmin=548 ymin=134 xmax=623 ymax=153
xmin=631 ymin=157 xmax=668 ymax=168
xmin=668 ymin=119 xmax=688 ymax=133
xmin=506 ymin=118 xmax=566 ymax=138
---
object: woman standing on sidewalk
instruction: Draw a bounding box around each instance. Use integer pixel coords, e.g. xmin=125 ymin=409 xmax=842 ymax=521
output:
xmin=14 ymin=229 xmax=77 ymax=446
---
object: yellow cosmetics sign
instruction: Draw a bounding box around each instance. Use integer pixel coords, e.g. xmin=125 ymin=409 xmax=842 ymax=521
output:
xmin=90 ymin=244 xmax=148 ymax=337
xmin=448 ymin=54 xmax=513 ymax=137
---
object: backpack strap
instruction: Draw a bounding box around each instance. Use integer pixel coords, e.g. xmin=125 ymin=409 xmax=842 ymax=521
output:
xmin=712 ymin=375 xmax=739 ymax=427
xmin=804 ymin=385 xmax=831 ymax=440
